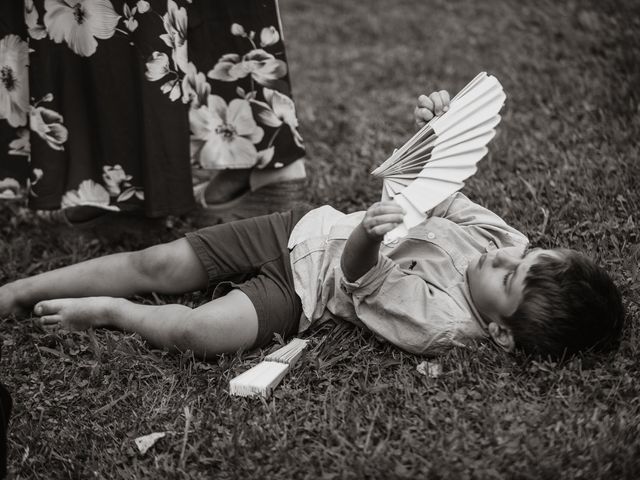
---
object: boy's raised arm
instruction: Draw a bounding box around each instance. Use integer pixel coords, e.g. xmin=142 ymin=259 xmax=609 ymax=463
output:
xmin=341 ymin=89 xmax=450 ymax=281
xmin=340 ymin=202 xmax=404 ymax=282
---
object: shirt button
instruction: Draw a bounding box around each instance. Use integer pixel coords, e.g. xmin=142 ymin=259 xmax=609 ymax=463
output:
xmin=427 ymin=232 xmax=436 ymax=240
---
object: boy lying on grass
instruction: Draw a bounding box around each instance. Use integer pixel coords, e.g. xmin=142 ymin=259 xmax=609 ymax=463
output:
xmin=0 ymin=91 xmax=625 ymax=360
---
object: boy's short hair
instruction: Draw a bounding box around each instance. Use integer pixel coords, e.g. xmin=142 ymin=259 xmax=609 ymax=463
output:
xmin=503 ymin=249 xmax=625 ymax=358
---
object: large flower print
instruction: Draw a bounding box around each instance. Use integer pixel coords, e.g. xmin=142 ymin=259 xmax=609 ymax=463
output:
xmin=252 ymin=88 xmax=304 ymax=148
xmin=145 ymin=52 xmax=171 ymax=81
xmin=30 ymin=105 xmax=69 ymax=151
xmin=190 ymin=95 xmax=264 ymax=169
xmin=0 ymin=178 xmax=21 ymax=199
xmin=102 ymin=164 xmax=131 ymax=196
xmin=0 ymin=35 xmax=29 ymax=128
xmin=61 ymin=179 xmax=119 ymax=210
xmin=8 ymin=129 xmax=30 ymax=157
xmin=43 ymin=0 xmax=121 ymax=57
xmin=25 ymin=0 xmax=47 ymax=40
xmin=102 ymin=164 xmax=143 ymax=202
xmin=160 ymin=0 xmax=188 ymax=72
xmin=208 ymin=49 xmax=287 ymax=88
xmin=182 ymin=62 xmax=210 ymax=107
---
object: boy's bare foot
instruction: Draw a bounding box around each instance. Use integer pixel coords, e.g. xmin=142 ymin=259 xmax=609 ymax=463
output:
xmin=34 ymin=297 xmax=117 ymax=331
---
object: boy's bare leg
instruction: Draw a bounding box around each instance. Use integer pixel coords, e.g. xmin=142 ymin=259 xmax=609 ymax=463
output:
xmin=0 ymin=239 xmax=208 ymax=316
xmin=34 ymin=289 xmax=259 ymax=357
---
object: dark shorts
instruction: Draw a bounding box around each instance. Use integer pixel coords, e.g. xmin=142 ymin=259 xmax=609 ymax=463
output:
xmin=184 ymin=208 xmax=311 ymax=349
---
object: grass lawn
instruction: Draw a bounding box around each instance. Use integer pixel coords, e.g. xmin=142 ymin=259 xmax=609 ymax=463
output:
xmin=2 ymin=0 xmax=640 ymax=478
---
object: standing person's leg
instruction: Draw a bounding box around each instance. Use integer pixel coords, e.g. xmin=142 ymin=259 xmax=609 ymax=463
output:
xmin=187 ymin=0 xmax=307 ymax=222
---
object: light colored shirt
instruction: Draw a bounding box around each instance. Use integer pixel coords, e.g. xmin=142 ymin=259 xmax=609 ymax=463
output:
xmin=288 ymin=193 xmax=529 ymax=356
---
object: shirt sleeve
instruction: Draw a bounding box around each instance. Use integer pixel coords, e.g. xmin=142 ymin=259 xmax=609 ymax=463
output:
xmin=340 ymin=253 xmax=470 ymax=355
xmin=429 ymin=192 xmax=529 ymax=247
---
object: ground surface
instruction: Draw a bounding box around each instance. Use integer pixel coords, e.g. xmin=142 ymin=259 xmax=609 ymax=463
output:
xmin=1 ymin=0 xmax=640 ymax=478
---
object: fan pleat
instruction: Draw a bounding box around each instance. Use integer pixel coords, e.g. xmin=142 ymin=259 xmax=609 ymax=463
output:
xmin=400 ymin=177 xmax=465 ymax=213
xmin=371 ymin=72 xmax=505 ymax=242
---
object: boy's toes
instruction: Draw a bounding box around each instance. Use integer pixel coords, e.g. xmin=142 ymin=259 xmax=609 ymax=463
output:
xmin=39 ymin=315 xmax=62 ymax=327
xmin=34 ymin=300 xmax=62 ymax=316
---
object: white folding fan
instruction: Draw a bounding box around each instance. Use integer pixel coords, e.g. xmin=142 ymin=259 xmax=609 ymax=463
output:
xmin=371 ymin=72 xmax=506 ymax=242
xmin=229 ymin=338 xmax=309 ymax=398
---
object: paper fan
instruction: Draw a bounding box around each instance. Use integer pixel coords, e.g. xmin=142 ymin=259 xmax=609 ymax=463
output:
xmin=371 ymin=72 xmax=505 ymax=242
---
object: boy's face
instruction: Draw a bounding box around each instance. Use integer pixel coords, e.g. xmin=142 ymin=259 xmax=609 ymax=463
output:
xmin=466 ymin=246 xmax=561 ymax=323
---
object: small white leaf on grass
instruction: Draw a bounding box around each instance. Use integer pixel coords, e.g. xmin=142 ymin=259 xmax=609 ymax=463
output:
xmin=416 ymin=361 xmax=442 ymax=378
xmin=135 ymin=432 xmax=166 ymax=455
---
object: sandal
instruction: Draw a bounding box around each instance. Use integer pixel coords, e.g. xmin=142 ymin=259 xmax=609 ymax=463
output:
xmin=36 ymin=207 xmax=117 ymax=229
xmin=38 ymin=206 xmax=163 ymax=232
xmin=193 ymin=178 xmax=308 ymax=226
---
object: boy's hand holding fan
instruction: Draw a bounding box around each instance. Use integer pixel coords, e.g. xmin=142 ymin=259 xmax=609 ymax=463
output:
xmin=371 ymin=72 xmax=505 ymax=243
xmin=361 ymin=201 xmax=406 ymax=241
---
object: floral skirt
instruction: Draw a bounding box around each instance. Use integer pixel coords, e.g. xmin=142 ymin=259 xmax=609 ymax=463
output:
xmin=0 ymin=0 xmax=305 ymax=217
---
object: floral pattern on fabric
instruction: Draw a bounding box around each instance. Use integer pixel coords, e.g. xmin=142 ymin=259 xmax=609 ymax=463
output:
xmin=0 ymin=34 xmax=30 ymax=128
xmin=0 ymin=0 xmax=305 ymax=216
xmin=189 ymin=95 xmax=264 ymax=169
xmin=187 ymin=20 xmax=303 ymax=170
xmin=43 ymin=0 xmax=122 ymax=57
xmin=61 ymin=165 xmax=143 ymax=210
xmin=30 ymin=94 xmax=68 ymax=151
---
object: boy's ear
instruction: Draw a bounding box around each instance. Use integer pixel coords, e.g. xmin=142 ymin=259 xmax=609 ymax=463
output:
xmin=488 ymin=322 xmax=515 ymax=352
